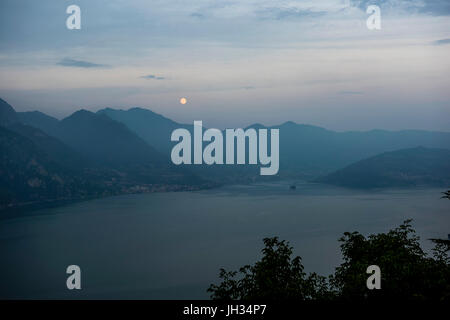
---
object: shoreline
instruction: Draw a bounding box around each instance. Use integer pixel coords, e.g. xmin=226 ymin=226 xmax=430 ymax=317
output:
xmin=0 ymin=182 xmax=219 ymax=220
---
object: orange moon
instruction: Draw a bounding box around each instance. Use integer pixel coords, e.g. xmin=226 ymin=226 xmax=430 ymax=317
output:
xmin=180 ymin=98 xmax=187 ymax=105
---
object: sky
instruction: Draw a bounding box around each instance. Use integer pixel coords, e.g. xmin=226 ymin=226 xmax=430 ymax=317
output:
xmin=0 ymin=0 xmax=449 ymax=131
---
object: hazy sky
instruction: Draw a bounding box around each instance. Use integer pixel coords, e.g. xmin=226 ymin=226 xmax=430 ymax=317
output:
xmin=0 ymin=0 xmax=449 ymax=131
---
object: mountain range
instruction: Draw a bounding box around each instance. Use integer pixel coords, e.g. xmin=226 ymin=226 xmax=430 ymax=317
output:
xmin=317 ymin=147 xmax=450 ymax=188
xmin=96 ymin=107 xmax=450 ymax=176
xmin=1 ymin=97 xmax=450 ymax=209
xmin=0 ymin=99 xmax=207 ymax=210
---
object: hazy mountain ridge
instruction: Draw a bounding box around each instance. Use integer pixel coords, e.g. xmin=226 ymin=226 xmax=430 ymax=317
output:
xmin=97 ymin=106 xmax=450 ymax=178
xmin=317 ymin=147 xmax=450 ymax=188
xmin=97 ymin=107 xmax=187 ymax=155
xmin=17 ymin=110 xmax=60 ymax=135
xmin=19 ymin=104 xmax=450 ymax=182
xmin=0 ymin=98 xmax=18 ymax=126
xmin=18 ymin=108 xmax=206 ymax=185
xmin=271 ymin=121 xmax=450 ymax=176
xmin=0 ymin=100 xmax=209 ymax=210
xmin=58 ymin=109 xmax=164 ymax=166
xmin=2 ymin=99 xmax=450 ymax=210
xmin=0 ymin=125 xmax=104 ymax=209
xmin=7 ymin=122 xmax=88 ymax=171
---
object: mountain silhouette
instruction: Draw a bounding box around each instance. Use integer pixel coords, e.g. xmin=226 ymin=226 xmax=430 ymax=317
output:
xmin=0 ymin=99 xmax=207 ymax=210
xmin=96 ymin=107 xmax=264 ymax=182
xmin=6 ymin=122 xmax=87 ymax=171
xmin=0 ymin=98 xmax=18 ymax=126
xmin=17 ymin=110 xmax=60 ymax=135
xmin=317 ymin=147 xmax=450 ymax=188
xmin=93 ymin=107 xmax=450 ymax=178
xmin=3 ymin=98 xmax=450 ymax=210
xmin=273 ymin=122 xmax=450 ymax=176
xmin=58 ymin=109 xmax=165 ymax=167
xmin=97 ymin=107 xmax=189 ymax=155
xmin=0 ymin=125 xmax=106 ymax=209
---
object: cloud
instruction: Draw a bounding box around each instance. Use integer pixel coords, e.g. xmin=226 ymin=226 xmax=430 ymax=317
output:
xmin=418 ymin=0 xmax=450 ymax=15
xmin=258 ymin=7 xmax=327 ymax=20
xmin=190 ymin=12 xmax=206 ymax=19
xmin=141 ymin=74 xmax=165 ymax=80
xmin=57 ymin=58 xmax=109 ymax=68
xmin=350 ymin=0 xmax=450 ymax=16
xmin=432 ymin=39 xmax=450 ymax=46
xmin=191 ymin=1 xmax=335 ymax=21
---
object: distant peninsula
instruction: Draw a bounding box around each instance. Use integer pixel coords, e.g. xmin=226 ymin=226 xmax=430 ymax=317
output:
xmin=316 ymin=147 xmax=450 ymax=189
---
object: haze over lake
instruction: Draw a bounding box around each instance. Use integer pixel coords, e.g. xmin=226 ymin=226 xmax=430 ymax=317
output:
xmin=0 ymin=181 xmax=448 ymax=299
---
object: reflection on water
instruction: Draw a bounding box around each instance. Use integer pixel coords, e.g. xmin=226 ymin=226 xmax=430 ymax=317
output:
xmin=0 ymin=181 xmax=448 ymax=299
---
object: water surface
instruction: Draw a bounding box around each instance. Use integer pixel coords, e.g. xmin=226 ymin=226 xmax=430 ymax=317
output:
xmin=0 ymin=181 xmax=448 ymax=299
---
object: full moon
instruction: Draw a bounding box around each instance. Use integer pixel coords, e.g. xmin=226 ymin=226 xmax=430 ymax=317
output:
xmin=180 ymin=98 xmax=187 ymax=105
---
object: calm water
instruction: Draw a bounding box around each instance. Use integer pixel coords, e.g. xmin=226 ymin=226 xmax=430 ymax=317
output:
xmin=0 ymin=181 xmax=449 ymax=299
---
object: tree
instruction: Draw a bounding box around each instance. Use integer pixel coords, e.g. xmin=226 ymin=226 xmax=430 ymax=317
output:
xmin=207 ymin=237 xmax=331 ymax=300
xmin=209 ymin=191 xmax=450 ymax=300
xmin=331 ymin=220 xmax=450 ymax=301
xmin=209 ymin=221 xmax=450 ymax=301
xmin=431 ymin=191 xmax=450 ymax=254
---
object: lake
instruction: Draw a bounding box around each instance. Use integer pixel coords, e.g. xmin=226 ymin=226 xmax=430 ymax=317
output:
xmin=0 ymin=181 xmax=448 ymax=299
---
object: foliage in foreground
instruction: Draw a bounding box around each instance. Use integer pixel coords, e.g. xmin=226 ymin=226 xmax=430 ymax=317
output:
xmin=208 ymin=191 xmax=450 ymax=301
xmin=207 ymin=237 xmax=331 ymax=300
xmin=331 ymin=220 xmax=449 ymax=301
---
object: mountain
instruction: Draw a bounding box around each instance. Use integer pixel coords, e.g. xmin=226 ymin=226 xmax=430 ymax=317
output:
xmin=0 ymin=99 xmax=208 ymax=210
xmin=97 ymin=107 xmax=188 ymax=155
xmin=7 ymin=123 xmax=87 ymax=170
xmin=2 ymin=101 xmax=87 ymax=173
xmin=52 ymin=110 xmax=205 ymax=185
xmin=273 ymin=122 xmax=450 ymax=176
xmin=0 ymin=100 xmax=112 ymax=209
xmin=97 ymin=108 xmax=264 ymax=183
xmin=18 ymin=108 xmax=169 ymax=168
xmin=0 ymin=125 xmax=106 ymax=209
xmin=58 ymin=110 xmax=165 ymax=167
xmin=95 ymin=107 xmax=450 ymax=178
xmin=17 ymin=111 xmax=60 ymax=135
xmin=317 ymin=147 xmax=450 ymax=188
xmin=9 ymin=103 xmax=450 ymax=183
xmin=0 ymin=98 xmax=18 ymax=126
